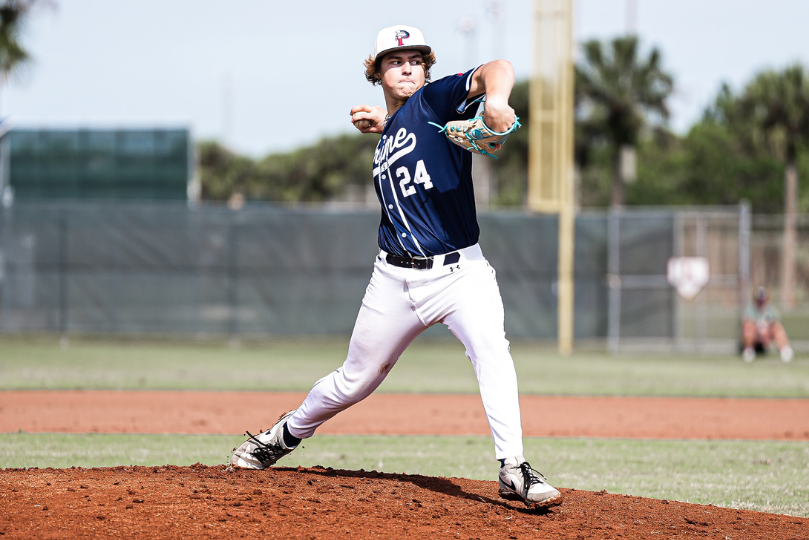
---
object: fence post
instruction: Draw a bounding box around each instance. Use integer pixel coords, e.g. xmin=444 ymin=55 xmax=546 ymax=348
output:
xmin=695 ymin=215 xmax=707 ymax=351
xmin=673 ymin=212 xmax=683 ymax=351
xmin=738 ymin=202 xmax=751 ymax=338
xmin=607 ymin=209 xmax=621 ymax=353
xmin=782 ymin=165 xmax=797 ymax=310
xmin=58 ymin=211 xmax=68 ymax=336
xmin=227 ymin=211 xmax=239 ymax=341
xmin=0 ymin=207 xmax=5 ymax=328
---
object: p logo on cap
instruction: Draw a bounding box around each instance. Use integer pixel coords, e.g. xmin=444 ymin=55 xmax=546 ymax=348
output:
xmin=394 ymin=29 xmax=410 ymax=46
xmin=372 ymin=24 xmax=432 ymax=61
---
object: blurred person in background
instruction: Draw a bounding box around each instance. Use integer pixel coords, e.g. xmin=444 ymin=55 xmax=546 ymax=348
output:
xmin=741 ymin=286 xmax=793 ymax=362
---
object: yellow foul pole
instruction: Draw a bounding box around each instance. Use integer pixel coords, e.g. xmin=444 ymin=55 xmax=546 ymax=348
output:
xmin=528 ymin=0 xmax=575 ymax=355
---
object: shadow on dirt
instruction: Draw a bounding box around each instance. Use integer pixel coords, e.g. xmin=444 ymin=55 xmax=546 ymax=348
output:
xmin=280 ymin=465 xmax=556 ymax=515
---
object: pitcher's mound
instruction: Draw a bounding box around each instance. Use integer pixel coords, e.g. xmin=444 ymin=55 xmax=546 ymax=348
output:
xmin=2 ymin=464 xmax=806 ymax=539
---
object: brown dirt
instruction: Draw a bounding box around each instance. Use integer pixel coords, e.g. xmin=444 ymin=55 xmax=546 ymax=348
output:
xmin=2 ymin=391 xmax=809 ymax=440
xmin=2 ymin=391 xmax=809 ymax=539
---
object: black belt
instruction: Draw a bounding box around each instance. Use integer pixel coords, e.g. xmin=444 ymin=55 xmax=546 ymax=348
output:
xmin=385 ymin=251 xmax=461 ymax=270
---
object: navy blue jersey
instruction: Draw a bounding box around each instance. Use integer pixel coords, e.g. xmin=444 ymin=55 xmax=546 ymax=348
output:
xmin=373 ymin=68 xmax=483 ymax=257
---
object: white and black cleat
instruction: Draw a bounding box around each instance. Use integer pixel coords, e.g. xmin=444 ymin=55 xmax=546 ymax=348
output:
xmin=231 ymin=410 xmax=298 ymax=470
xmin=498 ymin=456 xmax=562 ymax=508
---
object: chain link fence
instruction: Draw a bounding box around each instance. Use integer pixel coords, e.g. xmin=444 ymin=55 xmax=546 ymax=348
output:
xmin=1 ymin=201 xmax=806 ymax=352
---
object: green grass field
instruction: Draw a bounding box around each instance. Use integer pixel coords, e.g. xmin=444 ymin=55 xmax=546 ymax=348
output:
xmin=1 ymin=335 xmax=808 ymax=396
xmin=1 ymin=335 xmax=808 ymax=517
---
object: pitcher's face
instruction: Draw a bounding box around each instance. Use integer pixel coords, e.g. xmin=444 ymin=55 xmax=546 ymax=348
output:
xmin=376 ymin=50 xmax=426 ymax=101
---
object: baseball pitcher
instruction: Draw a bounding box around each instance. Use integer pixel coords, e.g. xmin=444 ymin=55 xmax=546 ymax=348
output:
xmin=232 ymin=24 xmax=562 ymax=508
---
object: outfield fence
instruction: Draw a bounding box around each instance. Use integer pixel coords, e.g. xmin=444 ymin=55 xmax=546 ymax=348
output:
xmin=0 ymin=201 xmax=806 ymax=352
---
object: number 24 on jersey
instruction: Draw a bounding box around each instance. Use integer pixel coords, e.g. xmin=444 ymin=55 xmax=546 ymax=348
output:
xmin=396 ymin=160 xmax=433 ymax=198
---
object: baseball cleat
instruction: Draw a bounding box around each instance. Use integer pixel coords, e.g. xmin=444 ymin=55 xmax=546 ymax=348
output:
xmin=498 ymin=456 xmax=562 ymax=508
xmin=231 ymin=410 xmax=298 ymax=470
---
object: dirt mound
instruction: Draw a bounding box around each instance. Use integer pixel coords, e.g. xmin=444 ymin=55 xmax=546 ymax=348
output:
xmin=2 ymin=465 xmax=806 ymax=539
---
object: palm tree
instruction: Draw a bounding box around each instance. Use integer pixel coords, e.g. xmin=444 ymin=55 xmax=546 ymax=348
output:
xmin=575 ymin=36 xmax=673 ymax=207
xmin=0 ymin=0 xmax=50 ymax=112
xmin=731 ymin=65 xmax=809 ymax=309
xmin=0 ymin=1 xmax=52 ymax=204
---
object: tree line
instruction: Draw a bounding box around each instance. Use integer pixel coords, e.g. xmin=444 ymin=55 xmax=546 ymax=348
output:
xmin=200 ymin=36 xmax=808 ymax=214
xmin=0 ymin=6 xmax=806 ymax=214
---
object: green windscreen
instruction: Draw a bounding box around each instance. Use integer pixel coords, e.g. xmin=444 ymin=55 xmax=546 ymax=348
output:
xmin=7 ymin=128 xmax=190 ymax=200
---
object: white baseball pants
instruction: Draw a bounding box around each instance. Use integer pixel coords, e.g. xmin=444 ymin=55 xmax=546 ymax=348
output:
xmin=286 ymin=243 xmax=524 ymax=460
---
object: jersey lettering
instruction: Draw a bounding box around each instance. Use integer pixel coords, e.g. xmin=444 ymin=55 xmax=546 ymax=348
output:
xmin=397 ymin=160 xmax=433 ymax=198
xmin=413 ymin=160 xmax=433 ymax=189
xmin=397 ymin=167 xmax=415 ymax=197
xmin=373 ymin=127 xmax=416 ymax=176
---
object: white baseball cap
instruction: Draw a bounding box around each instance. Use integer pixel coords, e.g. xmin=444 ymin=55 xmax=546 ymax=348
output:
xmin=371 ymin=25 xmax=431 ymax=62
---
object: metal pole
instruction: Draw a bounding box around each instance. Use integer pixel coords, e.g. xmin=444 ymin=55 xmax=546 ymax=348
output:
xmin=781 ymin=165 xmax=797 ymax=310
xmin=0 ymin=135 xmax=6 ymax=200
xmin=607 ymin=210 xmax=621 ymax=353
xmin=530 ymin=0 xmax=575 ymax=354
xmin=0 ymin=133 xmax=10 ymax=206
xmin=696 ymin=216 xmax=707 ymax=351
xmin=738 ymin=201 xmax=751 ymax=337
xmin=673 ymin=212 xmax=683 ymax=351
xmin=59 ymin=212 xmax=68 ymax=336
xmin=227 ymin=211 xmax=239 ymax=342
xmin=558 ymin=199 xmax=575 ymax=354
xmin=559 ymin=0 xmax=575 ymax=355
xmin=0 ymin=204 xmax=6 ymax=327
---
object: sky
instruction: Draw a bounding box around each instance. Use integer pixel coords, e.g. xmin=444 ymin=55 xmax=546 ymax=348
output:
xmin=3 ymin=0 xmax=809 ymax=157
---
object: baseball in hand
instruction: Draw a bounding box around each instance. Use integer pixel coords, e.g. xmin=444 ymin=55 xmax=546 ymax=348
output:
xmin=355 ymin=119 xmax=372 ymax=130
